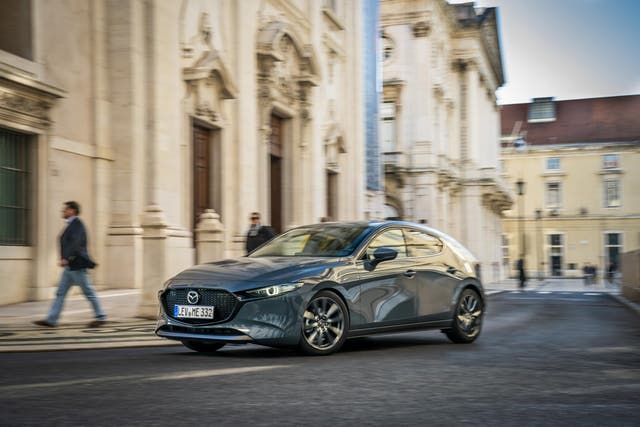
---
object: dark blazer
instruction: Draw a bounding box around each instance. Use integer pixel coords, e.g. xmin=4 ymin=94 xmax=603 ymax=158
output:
xmin=61 ymin=218 xmax=96 ymax=270
xmin=246 ymin=225 xmax=276 ymax=254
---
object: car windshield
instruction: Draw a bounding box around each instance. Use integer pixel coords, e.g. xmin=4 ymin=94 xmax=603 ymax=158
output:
xmin=249 ymin=225 xmax=372 ymax=257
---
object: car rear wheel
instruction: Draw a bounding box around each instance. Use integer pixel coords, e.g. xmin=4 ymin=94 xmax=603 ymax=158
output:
xmin=299 ymin=291 xmax=349 ymax=355
xmin=445 ymin=288 xmax=483 ymax=344
xmin=181 ymin=340 xmax=225 ymax=353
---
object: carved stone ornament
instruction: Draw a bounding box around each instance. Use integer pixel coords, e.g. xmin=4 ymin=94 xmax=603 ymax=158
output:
xmin=0 ymin=88 xmax=51 ymax=120
xmin=412 ymin=21 xmax=431 ymax=37
xmin=195 ymin=102 xmax=218 ymax=122
xmin=182 ymin=12 xmax=237 ymax=100
xmin=0 ymin=79 xmax=62 ymax=131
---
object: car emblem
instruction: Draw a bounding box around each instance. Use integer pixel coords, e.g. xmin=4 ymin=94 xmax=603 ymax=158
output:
xmin=187 ymin=290 xmax=200 ymax=305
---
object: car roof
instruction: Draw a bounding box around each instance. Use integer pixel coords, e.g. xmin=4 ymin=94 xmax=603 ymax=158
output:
xmin=297 ymin=220 xmax=443 ymax=237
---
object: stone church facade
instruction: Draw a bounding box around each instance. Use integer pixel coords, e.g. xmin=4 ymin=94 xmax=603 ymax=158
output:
xmin=0 ymin=0 xmax=368 ymax=305
xmin=379 ymin=0 xmax=512 ymax=282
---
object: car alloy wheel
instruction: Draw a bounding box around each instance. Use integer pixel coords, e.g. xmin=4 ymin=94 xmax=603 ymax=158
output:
xmin=300 ymin=291 xmax=348 ymax=355
xmin=445 ymin=288 xmax=483 ymax=343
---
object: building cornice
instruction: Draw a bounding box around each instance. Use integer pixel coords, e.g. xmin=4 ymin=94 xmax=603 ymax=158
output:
xmin=501 ymin=140 xmax=640 ymax=155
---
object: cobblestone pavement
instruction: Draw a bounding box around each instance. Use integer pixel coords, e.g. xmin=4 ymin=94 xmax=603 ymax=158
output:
xmin=0 ymin=279 xmax=635 ymax=352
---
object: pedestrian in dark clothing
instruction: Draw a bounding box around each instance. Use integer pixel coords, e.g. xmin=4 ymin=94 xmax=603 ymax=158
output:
xmin=34 ymin=201 xmax=106 ymax=328
xmin=606 ymin=261 xmax=617 ymax=287
xmin=583 ymin=262 xmax=595 ymax=285
xmin=517 ymin=258 xmax=526 ymax=289
xmin=246 ymin=212 xmax=276 ymax=254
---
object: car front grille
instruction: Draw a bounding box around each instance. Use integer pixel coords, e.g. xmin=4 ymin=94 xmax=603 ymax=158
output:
xmin=162 ymin=288 xmax=239 ymax=324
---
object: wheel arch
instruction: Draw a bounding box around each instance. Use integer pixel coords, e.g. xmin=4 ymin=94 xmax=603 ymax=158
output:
xmin=450 ymin=279 xmax=486 ymax=310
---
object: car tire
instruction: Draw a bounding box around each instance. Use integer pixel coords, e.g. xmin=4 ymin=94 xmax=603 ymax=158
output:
xmin=181 ymin=340 xmax=225 ymax=353
xmin=445 ymin=288 xmax=483 ymax=344
xmin=299 ymin=290 xmax=349 ymax=356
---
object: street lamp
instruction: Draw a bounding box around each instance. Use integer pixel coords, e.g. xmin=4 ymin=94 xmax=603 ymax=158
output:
xmin=516 ymin=179 xmax=525 ymax=288
xmin=535 ymin=208 xmax=543 ymax=281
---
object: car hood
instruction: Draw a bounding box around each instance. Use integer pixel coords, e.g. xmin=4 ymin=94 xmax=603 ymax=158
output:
xmin=168 ymin=256 xmax=346 ymax=291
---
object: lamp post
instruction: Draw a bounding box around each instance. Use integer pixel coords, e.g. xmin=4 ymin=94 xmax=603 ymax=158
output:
xmin=516 ymin=179 xmax=525 ymax=288
xmin=535 ymin=208 xmax=543 ymax=281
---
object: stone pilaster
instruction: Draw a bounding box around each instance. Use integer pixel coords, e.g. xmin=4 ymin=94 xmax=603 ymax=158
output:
xmin=138 ymin=205 xmax=169 ymax=319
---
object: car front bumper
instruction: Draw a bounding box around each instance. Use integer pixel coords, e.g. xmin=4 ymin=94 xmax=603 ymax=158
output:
xmin=155 ymin=290 xmax=307 ymax=347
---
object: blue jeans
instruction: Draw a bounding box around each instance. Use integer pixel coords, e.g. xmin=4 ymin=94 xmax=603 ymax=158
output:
xmin=46 ymin=267 xmax=106 ymax=325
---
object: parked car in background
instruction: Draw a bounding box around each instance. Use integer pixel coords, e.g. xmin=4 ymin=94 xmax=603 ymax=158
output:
xmin=156 ymin=221 xmax=485 ymax=355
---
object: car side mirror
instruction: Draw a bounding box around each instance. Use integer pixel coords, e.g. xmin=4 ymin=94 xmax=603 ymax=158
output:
xmin=365 ymin=247 xmax=398 ymax=271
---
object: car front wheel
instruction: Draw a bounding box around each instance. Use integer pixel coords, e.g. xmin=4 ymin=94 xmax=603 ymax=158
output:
xmin=445 ymin=288 xmax=483 ymax=344
xmin=181 ymin=340 xmax=225 ymax=353
xmin=299 ymin=291 xmax=349 ymax=356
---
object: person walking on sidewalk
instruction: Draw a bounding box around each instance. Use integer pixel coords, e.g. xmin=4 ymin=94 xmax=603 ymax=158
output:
xmin=34 ymin=201 xmax=107 ymax=328
xmin=517 ymin=258 xmax=527 ymax=289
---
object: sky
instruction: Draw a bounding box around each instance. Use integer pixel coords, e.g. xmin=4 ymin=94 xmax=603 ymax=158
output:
xmin=450 ymin=0 xmax=640 ymax=105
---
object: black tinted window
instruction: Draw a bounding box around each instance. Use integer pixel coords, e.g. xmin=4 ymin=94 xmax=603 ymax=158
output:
xmin=250 ymin=225 xmax=370 ymax=257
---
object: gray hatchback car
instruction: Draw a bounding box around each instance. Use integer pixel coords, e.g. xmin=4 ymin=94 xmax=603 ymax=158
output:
xmin=156 ymin=221 xmax=485 ymax=355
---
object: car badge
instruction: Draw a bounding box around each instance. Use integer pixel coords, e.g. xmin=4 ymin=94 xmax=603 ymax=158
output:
xmin=187 ymin=290 xmax=200 ymax=305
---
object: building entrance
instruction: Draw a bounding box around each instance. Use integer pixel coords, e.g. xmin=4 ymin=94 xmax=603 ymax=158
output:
xmin=193 ymin=124 xmax=221 ymax=240
xmin=269 ymin=115 xmax=284 ymax=233
xmin=548 ymin=233 xmax=563 ymax=276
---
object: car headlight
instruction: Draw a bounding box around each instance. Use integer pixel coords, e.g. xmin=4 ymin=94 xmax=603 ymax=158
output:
xmin=245 ymin=282 xmax=304 ymax=298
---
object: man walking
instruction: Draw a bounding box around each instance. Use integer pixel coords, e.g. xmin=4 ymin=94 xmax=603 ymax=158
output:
xmin=34 ymin=201 xmax=107 ymax=328
xmin=517 ymin=258 xmax=527 ymax=289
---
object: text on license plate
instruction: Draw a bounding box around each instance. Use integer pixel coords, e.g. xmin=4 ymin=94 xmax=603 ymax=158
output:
xmin=174 ymin=305 xmax=214 ymax=319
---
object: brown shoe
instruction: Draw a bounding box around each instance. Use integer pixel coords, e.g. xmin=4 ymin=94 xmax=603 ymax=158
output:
xmin=33 ymin=320 xmax=56 ymax=328
xmin=87 ymin=320 xmax=107 ymax=328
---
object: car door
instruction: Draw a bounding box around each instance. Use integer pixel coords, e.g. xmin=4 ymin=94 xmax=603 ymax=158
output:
xmin=403 ymin=228 xmax=461 ymax=321
xmin=355 ymin=228 xmax=418 ymax=328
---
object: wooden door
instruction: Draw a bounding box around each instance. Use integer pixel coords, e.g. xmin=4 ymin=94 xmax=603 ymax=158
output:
xmin=193 ymin=124 xmax=211 ymax=233
xmin=270 ymin=115 xmax=283 ymax=233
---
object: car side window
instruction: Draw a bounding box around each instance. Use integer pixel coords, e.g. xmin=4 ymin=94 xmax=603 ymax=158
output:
xmin=404 ymin=229 xmax=444 ymax=257
xmin=365 ymin=229 xmax=407 ymax=259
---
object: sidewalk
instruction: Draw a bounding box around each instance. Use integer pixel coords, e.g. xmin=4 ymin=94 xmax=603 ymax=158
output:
xmin=485 ymin=277 xmax=624 ymax=293
xmin=0 ymin=289 xmax=178 ymax=352
xmin=484 ymin=277 xmax=640 ymax=315
xmin=0 ymin=279 xmax=637 ymax=352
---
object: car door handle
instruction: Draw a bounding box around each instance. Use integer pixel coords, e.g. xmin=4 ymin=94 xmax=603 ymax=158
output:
xmin=447 ymin=266 xmax=457 ymax=274
xmin=403 ymin=270 xmax=416 ymax=278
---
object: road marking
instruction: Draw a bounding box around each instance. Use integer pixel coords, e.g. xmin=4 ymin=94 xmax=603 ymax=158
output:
xmin=0 ymin=365 xmax=292 ymax=393
xmin=585 ymin=292 xmax=602 ymax=296
xmin=0 ymin=375 xmax=142 ymax=393
xmin=145 ymin=365 xmax=291 ymax=382
xmin=536 ymin=291 xmax=552 ymax=294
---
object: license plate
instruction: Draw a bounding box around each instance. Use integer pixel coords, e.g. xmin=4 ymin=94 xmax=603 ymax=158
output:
xmin=174 ymin=305 xmax=214 ymax=319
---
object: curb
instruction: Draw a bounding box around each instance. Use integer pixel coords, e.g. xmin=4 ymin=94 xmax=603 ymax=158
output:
xmin=0 ymin=340 xmax=181 ymax=353
xmin=609 ymin=293 xmax=640 ymax=316
xmin=0 ymin=320 xmax=177 ymax=353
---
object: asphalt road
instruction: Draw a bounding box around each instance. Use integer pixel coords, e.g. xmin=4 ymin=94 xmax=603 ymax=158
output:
xmin=1 ymin=291 xmax=638 ymax=426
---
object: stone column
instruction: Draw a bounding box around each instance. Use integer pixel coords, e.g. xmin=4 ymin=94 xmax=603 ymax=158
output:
xmin=138 ymin=205 xmax=169 ymax=319
xmin=105 ymin=0 xmax=146 ymax=289
xmin=195 ymin=209 xmax=225 ymax=264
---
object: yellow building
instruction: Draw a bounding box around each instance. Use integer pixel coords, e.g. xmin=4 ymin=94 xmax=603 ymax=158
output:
xmin=500 ymin=96 xmax=640 ymax=278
